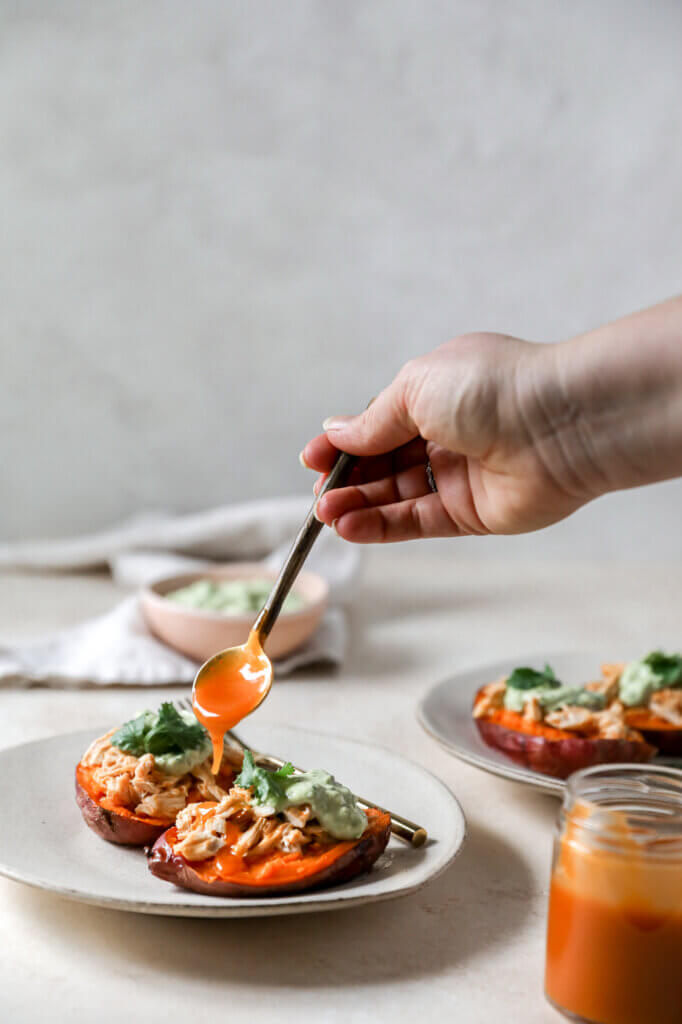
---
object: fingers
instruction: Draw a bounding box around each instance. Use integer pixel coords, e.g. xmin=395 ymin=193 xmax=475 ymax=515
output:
xmin=302 ymin=436 xmax=428 ymax=491
xmin=329 ymin=492 xmax=460 ymax=543
xmin=319 ymin=377 xmax=418 ymax=457
xmin=300 ymin=433 xmax=338 ymax=473
xmin=315 ymin=463 xmax=432 ymax=523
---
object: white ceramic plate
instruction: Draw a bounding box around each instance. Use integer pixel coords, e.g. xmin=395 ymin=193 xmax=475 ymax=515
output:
xmin=0 ymin=723 xmax=465 ymax=917
xmin=418 ymin=650 xmax=636 ymax=796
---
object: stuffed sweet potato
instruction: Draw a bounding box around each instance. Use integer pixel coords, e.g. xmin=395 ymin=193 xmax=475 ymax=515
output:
xmin=148 ymin=753 xmax=391 ymax=897
xmin=473 ymin=664 xmax=656 ymax=780
xmin=613 ymin=653 xmax=682 ymax=755
xmin=75 ymin=703 xmax=238 ymax=846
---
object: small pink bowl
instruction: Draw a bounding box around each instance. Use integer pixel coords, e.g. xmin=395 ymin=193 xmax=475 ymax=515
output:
xmin=140 ymin=563 xmax=329 ymax=663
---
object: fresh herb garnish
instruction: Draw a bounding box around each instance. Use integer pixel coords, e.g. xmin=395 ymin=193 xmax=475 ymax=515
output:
xmin=642 ymin=651 xmax=682 ymax=687
xmin=235 ymin=750 xmax=295 ymax=807
xmin=111 ymin=703 xmax=208 ymax=757
xmin=506 ymin=664 xmax=561 ymax=691
xmin=111 ymin=712 xmax=151 ymax=756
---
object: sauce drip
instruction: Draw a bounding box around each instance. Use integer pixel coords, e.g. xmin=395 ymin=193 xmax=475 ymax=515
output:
xmin=192 ymin=629 xmax=271 ymax=772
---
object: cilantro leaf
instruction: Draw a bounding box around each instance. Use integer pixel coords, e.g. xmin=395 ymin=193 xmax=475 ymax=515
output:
xmin=111 ymin=703 xmax=207 ymax=758
xmin=236 ymin=750 xmax=295 ymax=807
xmin=506 ymin=664 xmax=561 ymax=691
xmin=643 ymin=651 xmax=682 ymax=687
xmin=144 ymin=703 xmax=207 ymax=755
xmin=110 ymin=711 xmax=154 ymax=756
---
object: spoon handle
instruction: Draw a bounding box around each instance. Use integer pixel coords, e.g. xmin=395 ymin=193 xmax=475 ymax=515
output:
xmin=253 ymin=450 xmax=356 ymax=642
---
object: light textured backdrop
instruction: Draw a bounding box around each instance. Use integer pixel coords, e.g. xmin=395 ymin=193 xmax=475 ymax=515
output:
xmin=2 ymin=0 xmax=681 ymax=559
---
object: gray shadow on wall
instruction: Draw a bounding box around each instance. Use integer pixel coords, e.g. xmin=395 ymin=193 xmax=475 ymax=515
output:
xmin=6 ymin=821 xmax=536 ymax=990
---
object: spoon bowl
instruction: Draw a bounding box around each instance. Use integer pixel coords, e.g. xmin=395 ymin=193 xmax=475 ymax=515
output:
xmin=193 ymin=631 xmax=273 ymax=772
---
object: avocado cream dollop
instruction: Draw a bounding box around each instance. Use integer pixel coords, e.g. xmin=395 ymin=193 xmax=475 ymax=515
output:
xmin=619 ymin=651 xmax=682 ymax=707
xmin=153 ymin=732 xmax=212 ymax=775
xmin=236 ymin=752 xmax=367 ymax=840
xmin=281 ymin=771 xmax=367 ymax=840
xmin=166 ymin=578 xmax=304 ymax=616
xmin=504 ymin=683 xmax=605 ymax=713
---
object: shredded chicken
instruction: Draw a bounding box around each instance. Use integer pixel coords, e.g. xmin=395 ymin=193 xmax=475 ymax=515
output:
xmin=523 ymin=696 xmax=543 ymax=724
xmin=593 ymin=700 xmax=630 ymax=741
xmin=81 ymin=729 xmax=117 ymax=767
xmin=175 ymin=831 xmax=226 ymax=861
xmin=107 ymin=773 xmax=137 ymax=808
xmin=191 ymin=762 xmax=231 ymax=802
xmin=284 ymin=804 xmax=313 ymax=828
xmin=545 ymin=700 xmax=636 ymax=740
xmin=593 ymin=700 xmax=637 ymax=740
xmin=172 ymin=791 xmax=326 ymax=863
xmin=600 ymin=662 xmax=625 ymax=688
xmin=248 ymin=822 xmax=309 ymax=857
xmin=81 ymin=732 xmax=231 ymax=820
xmin=544 ymin=706 xmax=598 ymax=734
xmin=472 ymin=679 xmax=506 ymax=719
xmin=586 ymin=673 xmax=620 ymax=703
xmin=650 ymin=688 xmax=682 ymax=726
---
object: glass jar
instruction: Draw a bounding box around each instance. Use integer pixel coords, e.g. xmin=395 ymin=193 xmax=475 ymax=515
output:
xmin=545 ymin=764 xmax=682 ymax=1024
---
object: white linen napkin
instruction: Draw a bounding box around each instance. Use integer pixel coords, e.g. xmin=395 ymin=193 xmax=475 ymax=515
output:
xmin=0 ymin=498 xmax=362 ymax=687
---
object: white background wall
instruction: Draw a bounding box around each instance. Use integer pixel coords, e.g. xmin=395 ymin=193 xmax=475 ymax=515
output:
xmin=2 ymin=0 xmax=681 ymax=559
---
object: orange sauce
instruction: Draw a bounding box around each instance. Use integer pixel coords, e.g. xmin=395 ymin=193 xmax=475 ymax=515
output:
xmin=545 ymin=802 xmax=682 ymax=1024
xmin=192 ymin=629 xmax=271 ymax=771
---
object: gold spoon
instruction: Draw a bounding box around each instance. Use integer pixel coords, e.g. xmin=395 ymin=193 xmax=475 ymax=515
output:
xmin=192 ymin=449 xmax=356 ymax=771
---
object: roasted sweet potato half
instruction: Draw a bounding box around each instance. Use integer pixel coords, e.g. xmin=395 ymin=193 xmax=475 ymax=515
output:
xmin=75 ymin=763 xmax=174 ymax=846
xmin=75 ymin=760 xmax=236 ymax=847
xmin=625 ymin=710 xmax=682 ymax=756
xmin=473 ymin=694 xmax=656 ymax=780
xmin=148 ymin=807 xmax=391 ymax=897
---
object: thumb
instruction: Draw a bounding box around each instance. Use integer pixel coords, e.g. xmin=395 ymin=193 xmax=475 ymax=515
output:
xmin=322 ymin=378 xmax=418 ymax=456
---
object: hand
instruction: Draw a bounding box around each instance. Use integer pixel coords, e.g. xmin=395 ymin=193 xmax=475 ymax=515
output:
xmin=301 ymin=332 xmax=592 ymax=543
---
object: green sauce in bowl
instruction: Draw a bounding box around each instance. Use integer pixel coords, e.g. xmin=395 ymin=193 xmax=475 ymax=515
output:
xmin=165 ymin=578 xmax=305 ymax=616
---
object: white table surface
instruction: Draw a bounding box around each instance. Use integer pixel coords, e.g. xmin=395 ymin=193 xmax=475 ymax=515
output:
xmin=0 ymin=547 xmax=679 ymax=1023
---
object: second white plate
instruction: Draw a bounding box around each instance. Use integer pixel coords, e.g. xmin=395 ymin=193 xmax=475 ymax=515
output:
xmin=418 ymin=650 xmax=627 ymax=795
xmin=0 ymin=723 xmax=465 ymax=917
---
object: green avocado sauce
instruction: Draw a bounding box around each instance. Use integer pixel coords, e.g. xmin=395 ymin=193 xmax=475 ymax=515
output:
xmin=504 ymin=685 xmax=605 ymax=714
xmin=166 ymin=578 xmax=305 ymax=616
xmin=236 ymin=753 xmax=367 ymax=841
xmin=619 ymin=651 xmax=682 ymax=707
xmin=503 ymin=663 xmax=605 ymax=713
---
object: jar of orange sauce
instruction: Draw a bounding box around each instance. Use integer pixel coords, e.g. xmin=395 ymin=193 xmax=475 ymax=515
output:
xmin=545 ymin=764 xmax=682 ymax=1024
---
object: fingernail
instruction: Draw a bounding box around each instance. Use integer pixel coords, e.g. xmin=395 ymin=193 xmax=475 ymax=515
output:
xmin=298 ymin=450 xmax=309 ymax=469
xmin=331 ymin=518 xmax=340 ymax=535
xmin=313 ymin=499 xmax=323 ymax=522
xmin=322 ymin=416 xmax=351 ymax=431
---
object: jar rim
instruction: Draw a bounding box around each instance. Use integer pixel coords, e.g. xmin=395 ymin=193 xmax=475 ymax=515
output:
xmin=563 ymin=763 xmax=682 ymax=854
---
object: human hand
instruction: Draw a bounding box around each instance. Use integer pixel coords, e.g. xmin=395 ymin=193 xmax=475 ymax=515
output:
xmin=301 ymin=333 xmax=591 ymax=542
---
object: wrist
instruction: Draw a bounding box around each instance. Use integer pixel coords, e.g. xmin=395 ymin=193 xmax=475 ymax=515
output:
xmin=514 ymin=340 xmax=615 ymax=504
xmin=552 ymin=302 xmax=682 ymax=495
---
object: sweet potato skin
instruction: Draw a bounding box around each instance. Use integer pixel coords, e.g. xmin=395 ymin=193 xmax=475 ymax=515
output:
xmin=475 ymin=718 xmax=655 ymax=779
xmin=148 ymin=808 xmax=392 ymax=897
xmin=637 ymin=729 xmax=682 ymax=756
xmin=75 ymin=771 xmax=168 ymax=846
xmin=624 ymin=710 xmax=682 ymax=755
